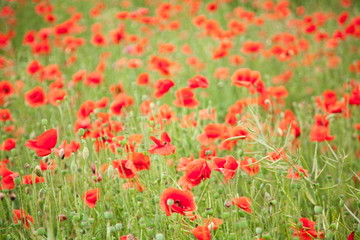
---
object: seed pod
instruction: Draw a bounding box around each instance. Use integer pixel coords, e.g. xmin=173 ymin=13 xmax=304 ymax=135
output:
xmin=10 ymin=192 xmax=16 ymax=201
xmin=57 ymin=214 xmax=67 ymax=222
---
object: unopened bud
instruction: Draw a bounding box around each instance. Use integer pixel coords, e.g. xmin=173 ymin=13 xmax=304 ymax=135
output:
xmin=59 ymin=148 xmax=65 ymax=159
xmin=83 ymin=147 xmax=89 ymax=160
xmin=34 ymin=166 xmax=43 ymax=177
xmin=10 ymin=192 xmax=16 ymax=201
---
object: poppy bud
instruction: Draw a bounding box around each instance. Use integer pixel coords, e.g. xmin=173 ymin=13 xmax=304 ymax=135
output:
xmin=24 ymin=163 xmax=30 ymax=169
xmin=222 ymin=212 xmax=230 ymax=218
xmin=115 ymin=223 xmax=123 ymax=231
xmin=10 ymin=192 xmax=16 ymax=201
xmin=34 ymin=166 xmax=43 ymax=177
xmin=78 ymin=128 xmax=85 ymax=137
xmin=83 ymin=147 xmax=89 ymax=160
xmin=37 ymin=227 xmax=46 ymax=235
xmin=41 ymin=119 xmax=48 ymax=125
xmin=104 ymin=211 xmax=113 ymax=220
xmin=155 ymin=233 xmax=164 ymax=240
xmin=225 ymin=201 xmax=232 ymax=208
xmin=80 ymin=221 xmax=88 ymax=227
xmin=256 ymin=227 xmax=263 ymax=234
xmin=325 ymin=231 xmax=334 ymax=239
xmin=14 ymin=176 xmax=21 ymax=185
xmin=107 ymin=165 xmax=115 ymax=177
xmin=237 ymin=219 xmax=248 ymax=228
xmin=88 ymin=218 xmax=94 ymax=224
xmin=59 ymin=148 xmax=65 ymax=159
xmin=314 ymin=206 xmax=323 ymax=214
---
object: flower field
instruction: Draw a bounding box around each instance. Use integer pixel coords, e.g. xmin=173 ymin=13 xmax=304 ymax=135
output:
xmin=0 ymin=0 xmax=359 ymax=239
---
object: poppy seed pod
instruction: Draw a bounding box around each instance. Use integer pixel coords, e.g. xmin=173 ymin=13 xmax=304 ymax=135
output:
xmin=10 ymin=192 xmax=16 ymax=201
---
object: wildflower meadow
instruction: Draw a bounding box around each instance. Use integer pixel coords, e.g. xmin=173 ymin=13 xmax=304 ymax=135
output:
xmin=0 ymin=0 xmax=359 ymax=239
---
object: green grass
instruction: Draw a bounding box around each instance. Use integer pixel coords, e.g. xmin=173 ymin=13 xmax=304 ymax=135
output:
xmin=0 ymin=0 xmax=359 ymax=239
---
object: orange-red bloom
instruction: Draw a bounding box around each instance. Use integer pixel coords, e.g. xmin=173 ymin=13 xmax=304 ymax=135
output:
xmin=83 ymin=188 xmax=100 ymax=208
xmin=213 ymin=155 xmax=238 ymax=180
xmin=0 ymin=165 xmax=18 ymax=190
xmin=13 ymin=209 xmax=34 ymax=229
xmin=232 ymin=196 xmax=252 ymax=213
xmin=191 ymin=225 xmax=211 ymax=240
xmin=240 ymin=157 xmax=260 ymax=176
xmin=25 ymin=129 xmax=57 ymax=157
xmin=24 ymin=86 xmax=47 ymax=108
xmin=154 ymin=79 xmax=174 ymax=99
xmin=112 ymin=159 xmax=137 ymax=179
xmin=292 ymin=217 xmax=324 ymax=240
xmin=179 ymin=158 xmax=213 ymax=190
xmin=22 ymin=174 xmax=45 ymax=184
xmin=148 ymin=132 xmax=176 ymax=155
xmin=173 ymin=87 xmax=199 ymax=108
xmin=159 ymin=187 xmax=196 ymax=216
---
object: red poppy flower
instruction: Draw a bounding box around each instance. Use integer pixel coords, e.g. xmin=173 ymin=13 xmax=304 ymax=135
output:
xmin=150 ymin=55 xmax=171 ymax=76
xmin=191 ymin=225 xmax=211 ymax=240
xmin=232 ymin=197 xmax=252 ymax=213
xmin=242 ymin=41 xmax=264 ymax=54
xmin=83 ymin=188 xmax=100 ymax=208
xmin=154 ymin=79 xmax=175 ymax=99
xmin=53 ymin=140 xmax=80 ymax=158
xmin=77 ymin=100 xmax=96 ymax=119
xmin=179 ymin=158 xmax=213 ymax=190
xmin=13 ymin=209 xmax=34 ymax=229
xmin=22 ymin=174 xmax=45 ymax=184
xmin=85 ymin=71 xmax=103 ymax=87
xmin=25 ymin=129 xmax=58 ymax=157
xmin=231 ymin=68 xmax=264 ymax=94
xmin=159 ymin=187 xmax=196 ymax=216
xmin=213 ymin=155 xmax=238 ymax=180
xmin=47 ymin=89 xmax=66 ymax=106
xmin=188 ymin=75 xmax=209 ymax=89
xmin=26 ymin=60 xmax=43 ymax=75
xmin=119 ymin=234 xmax=137 ymax=240
xmin=129 ymin=152 xmax=150 ymax=171
xmin=0 ymin=165 xmax=18 ymax=190
xmin=0 ymin=138 xmax=16 ymax=151
xmin=39 ymin=159 xmax=56 ymax=171
xmin=310 ymin=114 xmax=334 ymax=142
xmin=137 ymin=72 xmax=150 ymax=86
xmin=204 ymin=218 xmax=224 ymax=230
xmin=267 ymin=148 xmax=288 ymax=161
xmin=24 ymin=86 xmax=47 ymax=108
xmin=240 ymin=157 xmax=260 ymax=176
xmin=286 ymin=165 xmax=309 ymax=179
xmin=0 ymin=80 xmax=14 ymax=98
xmin=292 ymin=217 xmax=324 ymax=240
xmin=173 ymin=87 xmax=199 ymax=108
xmin=112 ymin=159 xmax=136 ymax=179
xmin=148 ymin=132 xmax=176 ymax=155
